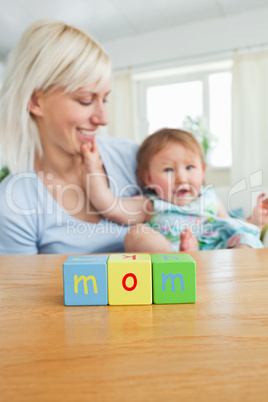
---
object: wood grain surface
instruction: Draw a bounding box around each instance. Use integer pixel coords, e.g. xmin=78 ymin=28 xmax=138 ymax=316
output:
xmin=0 ymin=249 xmax=268 ymax=402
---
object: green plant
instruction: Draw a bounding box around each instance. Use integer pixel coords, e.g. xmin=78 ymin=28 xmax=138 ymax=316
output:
xmin=182 ymin=115 xmax=217 ymax=160
xmin=0 ymin=166 xmax=9 ymax=182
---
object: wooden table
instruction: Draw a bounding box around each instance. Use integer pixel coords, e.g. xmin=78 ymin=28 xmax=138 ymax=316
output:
xmin=1 ymin=249 xmax=268 ymax=402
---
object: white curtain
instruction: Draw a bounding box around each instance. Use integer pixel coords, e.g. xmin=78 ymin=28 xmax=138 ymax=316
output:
xmin=232 ymin=51 xmax=268 ymax=188
xmin=108 ymin=71 xmax=137 ymax=141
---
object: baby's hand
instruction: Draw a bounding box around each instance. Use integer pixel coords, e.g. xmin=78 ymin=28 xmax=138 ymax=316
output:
xmin=81 ymin=138 xmax=103 ymax=173
xmin=250 ymin=193 xmax=268 ymax=229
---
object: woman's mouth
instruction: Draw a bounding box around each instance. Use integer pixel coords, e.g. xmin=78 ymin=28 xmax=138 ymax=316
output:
xmin=76 ymin=127 xmax=95 ymax=141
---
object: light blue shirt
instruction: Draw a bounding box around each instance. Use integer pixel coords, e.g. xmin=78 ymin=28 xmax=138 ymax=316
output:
xmin=0 ymin=136 xmax=138 ymax=254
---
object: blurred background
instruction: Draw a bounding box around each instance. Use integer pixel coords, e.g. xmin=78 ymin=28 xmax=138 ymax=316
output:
xmin=0 ymin=0 xmax=268 ymax=188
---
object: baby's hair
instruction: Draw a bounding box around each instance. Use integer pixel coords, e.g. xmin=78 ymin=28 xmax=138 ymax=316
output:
xmin=136 ymin=128 xmax=205 ymax=188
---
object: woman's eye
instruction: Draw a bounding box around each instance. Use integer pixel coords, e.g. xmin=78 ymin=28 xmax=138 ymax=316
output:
xmin=78 ymin=100 xmax=92 ymax=106
xmin=164 ymin=168 xmax=173 ymax=172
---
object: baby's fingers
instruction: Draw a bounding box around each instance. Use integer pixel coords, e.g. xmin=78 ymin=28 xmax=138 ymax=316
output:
xmin=81 ymin=143 xmax=91 ymax=159
xmin=262 ymin=195 xmax=268 ymax=210
xmin=90 ymin=137 xmax=99 ymax=153
xmin=256 ymin=193 xmax=265 ymax=207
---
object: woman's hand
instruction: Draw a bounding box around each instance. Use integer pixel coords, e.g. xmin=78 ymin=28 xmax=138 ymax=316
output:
xmin=249 ymin=193 xmax=268 ymax=229
xmin=81 ymin=138 xmax=103 ymax=173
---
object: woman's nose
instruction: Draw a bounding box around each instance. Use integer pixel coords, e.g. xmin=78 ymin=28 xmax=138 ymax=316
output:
xmin=90 ymin=102 xmax=108 ymax=126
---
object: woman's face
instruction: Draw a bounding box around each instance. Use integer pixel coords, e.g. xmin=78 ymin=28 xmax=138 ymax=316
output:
xmin=31 ymin=81 xmax=111 ymax=156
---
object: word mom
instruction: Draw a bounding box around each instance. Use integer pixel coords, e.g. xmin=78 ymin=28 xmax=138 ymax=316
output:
xmin=63 ymin=253 xmax=196 ymax=306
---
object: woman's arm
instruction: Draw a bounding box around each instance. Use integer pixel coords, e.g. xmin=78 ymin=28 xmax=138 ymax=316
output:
xmin=0 ymin=175 xmax=39 ymax=254
xmin=81 ymin=140 xmax=153 ymax=225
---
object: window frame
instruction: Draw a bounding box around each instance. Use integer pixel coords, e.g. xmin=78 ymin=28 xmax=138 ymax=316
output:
xmin=133 ymin=61 xmax=233 ymax=168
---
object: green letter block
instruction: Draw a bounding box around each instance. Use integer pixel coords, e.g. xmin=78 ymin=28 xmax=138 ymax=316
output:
xmin=151 ymin=254 xmax=196 ymax=304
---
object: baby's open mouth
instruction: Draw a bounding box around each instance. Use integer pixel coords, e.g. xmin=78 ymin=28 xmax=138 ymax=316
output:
xmin=175 ymin=189 xmax=189 ymax=197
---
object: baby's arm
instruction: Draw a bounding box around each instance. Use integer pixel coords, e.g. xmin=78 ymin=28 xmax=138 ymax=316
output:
xmin=216 ymin=197 xmax=230 ymax=218
xmin=81 ymin=140 xmax=153 ymax=225
xmin=247 ymin=193 xmax=268 ymax=229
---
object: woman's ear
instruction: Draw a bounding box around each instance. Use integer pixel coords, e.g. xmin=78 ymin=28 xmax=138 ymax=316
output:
xmin=28 ymin=90 xmax=44 ymax=116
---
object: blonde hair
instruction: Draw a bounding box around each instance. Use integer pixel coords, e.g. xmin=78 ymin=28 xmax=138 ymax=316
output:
xmin=0 ymin=19 xmax=111 ymax=173
xmin=136 ymin=128 xmax=205 ymax=187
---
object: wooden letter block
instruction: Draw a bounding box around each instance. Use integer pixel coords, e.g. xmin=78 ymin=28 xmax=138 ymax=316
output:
xmin=151 ymin=254 xmax=196 ymax=304
xmin=63 ymin=255 xmax=109 ymax=306
xmin=107 ymin=254 xmax=152 ymax=305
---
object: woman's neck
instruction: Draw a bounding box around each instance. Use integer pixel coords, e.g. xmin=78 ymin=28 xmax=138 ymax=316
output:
xmin=34 ymin=149 xmax=84 ymax=181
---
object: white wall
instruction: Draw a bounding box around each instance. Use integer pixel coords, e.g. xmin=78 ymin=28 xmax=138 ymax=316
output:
xmin=103 ymin=7 xmax=268 ymax=187
xmin=0 ymin=62 xmax=5 ymax=86
xmin=103 ymin=7 xmax=268 ymax=70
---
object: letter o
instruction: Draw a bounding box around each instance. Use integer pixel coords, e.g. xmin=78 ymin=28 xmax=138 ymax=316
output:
xmin=122 ymin=273 xmax=137 ymax=291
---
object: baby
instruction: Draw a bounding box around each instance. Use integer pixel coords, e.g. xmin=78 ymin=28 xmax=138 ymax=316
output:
xmin=82 ymin=128 xmax=267 ymax=252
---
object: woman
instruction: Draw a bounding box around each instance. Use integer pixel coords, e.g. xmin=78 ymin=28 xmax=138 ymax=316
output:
xmin=0 ymin=19 xmax=138 ymax=254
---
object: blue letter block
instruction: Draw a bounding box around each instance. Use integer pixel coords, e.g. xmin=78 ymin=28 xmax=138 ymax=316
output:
xmin=151 ymin=254 xmax=196 ymax=304
xmin=63 ymin=255 xmax=109 ymax=306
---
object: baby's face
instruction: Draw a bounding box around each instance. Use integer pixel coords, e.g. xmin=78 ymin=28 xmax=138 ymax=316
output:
xmin=143 ymin=142 xmax=205 ymax=206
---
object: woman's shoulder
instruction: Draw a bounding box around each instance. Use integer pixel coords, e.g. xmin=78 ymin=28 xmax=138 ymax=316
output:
xmin=0 ymin=172 xmax=40 ymax=231
xmin=0 ymin=172 xmax=40 ymax=221
xmin=97 ymin=136 xmax=139 ymax=197
xmin=97 ymin=136 xmax=138 ymax=161
xmin=0 ymin=171 xmax=39 ymax=205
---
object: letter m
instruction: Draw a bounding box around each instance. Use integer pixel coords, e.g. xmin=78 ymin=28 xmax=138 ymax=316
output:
xmin=74 ymin=275 xmax=98 ymax=294
xmin=162 ymin=273 xmax=184 ymax=292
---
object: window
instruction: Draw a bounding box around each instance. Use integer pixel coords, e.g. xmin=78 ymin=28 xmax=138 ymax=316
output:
xmin=209 ymin=72 xmax=232 ymax=167
xmin=134 ymin=60 xmax=232 ymax=168
xmin=147 ymin=80 xmax=203 ymax=134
